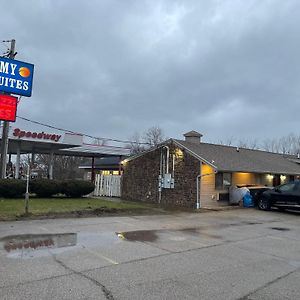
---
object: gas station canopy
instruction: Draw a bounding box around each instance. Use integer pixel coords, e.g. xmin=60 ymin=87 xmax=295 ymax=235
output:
xmin=2 ymin=126 xmax=131 ymax=158
xmin=0 ymin=126 xmax=131 ymax=180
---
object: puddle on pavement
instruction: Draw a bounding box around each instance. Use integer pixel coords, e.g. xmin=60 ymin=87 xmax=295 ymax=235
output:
xmin=240 ymin=221 xmax=263 ymax=225
xmin=116 ymin=230 xmax=158 ymax=242
xmin=178 ymin=227 xmax=222 ymax=239
xmin=116 ymin=227 xmax=223 ymax=242
xmin=212 ymin=221 xmax=264 ymax=229
xmin=116 ymin=220 xmax=274 ymax=243
xmin=1 ymin=231 xmax=121 ymax=259
xmin=270 ymin=227 xmax=290 ymax=231
xmin=0 ymin=233 xmax=77 ymax=259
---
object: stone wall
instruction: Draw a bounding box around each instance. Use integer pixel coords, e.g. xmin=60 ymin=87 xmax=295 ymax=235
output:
xmin=121 ymin=148 xmax=160 ymax=204
xmin=121 ymin=143 xmax=200 ymax=208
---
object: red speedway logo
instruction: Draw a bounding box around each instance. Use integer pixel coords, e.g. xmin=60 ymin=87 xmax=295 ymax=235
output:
xmin=13 ymin=128 xmax=61 ymax=142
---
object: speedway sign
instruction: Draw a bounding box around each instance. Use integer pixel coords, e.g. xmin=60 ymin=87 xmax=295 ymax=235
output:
xmin=0 ymin=57 xmax=34 ymax=97
xmin=0 ymin=95 xmax=17 ymax=122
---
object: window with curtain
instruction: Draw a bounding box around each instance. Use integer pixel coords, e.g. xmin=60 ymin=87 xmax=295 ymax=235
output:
xmin=215 ymin=172 xmax=232 ymax=190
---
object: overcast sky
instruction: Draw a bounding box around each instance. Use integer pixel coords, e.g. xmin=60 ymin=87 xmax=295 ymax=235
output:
xmin=1 ymin=0 xmax=300 ymax=146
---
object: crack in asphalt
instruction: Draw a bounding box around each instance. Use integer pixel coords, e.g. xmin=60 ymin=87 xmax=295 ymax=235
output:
xmin=0 ymin=273 xmax=73 ymax=290
xmin=238 ymin=267 xmax=300 ymax=300
xmin=51 ymin=254 xmax=115 ymax=300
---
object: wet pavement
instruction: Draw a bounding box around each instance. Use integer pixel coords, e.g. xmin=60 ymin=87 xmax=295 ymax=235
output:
xmin=0 ymin=209 xmax=299 ymax=299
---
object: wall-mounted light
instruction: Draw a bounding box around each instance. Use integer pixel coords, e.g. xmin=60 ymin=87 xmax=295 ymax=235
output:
xmin=121 ymin=159 xmax=128 ymax=166
xmin=266 ymin=174 xmax=274 ymax=180
xmin=280 ymin=175 xmax=286 ymax=181
xmin=175 ymin=148 xmax=183 ymax=159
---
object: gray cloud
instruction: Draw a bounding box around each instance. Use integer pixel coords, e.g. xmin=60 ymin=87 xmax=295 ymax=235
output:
xmin=1 ymin=0 xmax=300 ymax=146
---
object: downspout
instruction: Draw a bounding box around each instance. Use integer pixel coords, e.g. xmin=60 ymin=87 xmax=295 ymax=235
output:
xmin=158 ymin=145 xmax=170 ymax=204
xmin=172 ymin=154 xmax=175 ymax=178
xmin=162 ymin=145 xmax=169 ymax=173
xmin=196 ymin=166 xmax=218 ymax=210
xmin=158 ymin=150 xmax=163 ymax=204
xmin=196 ymin=174 xmax=201 ymax=209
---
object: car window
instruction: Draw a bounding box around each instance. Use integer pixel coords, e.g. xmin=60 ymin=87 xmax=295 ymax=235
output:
xmin=278 ymin=183 xmax=296 ymax=192
xmin=294 ymin=183 xmax=300 ymax=192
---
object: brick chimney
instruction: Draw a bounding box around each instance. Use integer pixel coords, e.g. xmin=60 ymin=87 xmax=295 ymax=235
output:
xmin=183 ymin=131 xmax=203 ymax=144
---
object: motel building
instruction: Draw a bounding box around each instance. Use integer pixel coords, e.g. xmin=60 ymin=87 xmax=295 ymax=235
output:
xmin=121 ymin=131 xmax=300 ymax=209
xmin=0 ymin=126 xmax=130 ymax=180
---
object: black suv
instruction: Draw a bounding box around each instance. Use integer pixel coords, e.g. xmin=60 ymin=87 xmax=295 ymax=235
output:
xmin=257 ymin=181 xmax=300 ymax=211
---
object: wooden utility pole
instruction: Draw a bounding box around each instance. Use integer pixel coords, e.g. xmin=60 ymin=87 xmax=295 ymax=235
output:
xmin=0 ymin=39 xmax=16 ymax=179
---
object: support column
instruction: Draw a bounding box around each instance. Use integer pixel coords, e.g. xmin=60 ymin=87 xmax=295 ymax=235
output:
xmin=31 ymin=152 xmax=35 ymax=165
xmin=119 ymin=155 xmax=122 ymax=175
xmin=91 ymin=156 xmax=95 ymax=182
xmin=7 ymin=154 xmax=12 ymax=177
xmin=49 ymin=150 xmax=54 ymax=180
xmin=15 ymin=143 xmax=20 ymax=179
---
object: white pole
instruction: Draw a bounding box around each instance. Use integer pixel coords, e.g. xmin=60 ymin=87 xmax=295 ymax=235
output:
xmin=49 ymin=150 xmax=54 ymax=180
xmin=196 ymin=174 xmax=201 ymax=209
xmin=15 ymin=144 xmax=20 ymax=179
xmin=25 ymin=163 xmax=30 ymax=214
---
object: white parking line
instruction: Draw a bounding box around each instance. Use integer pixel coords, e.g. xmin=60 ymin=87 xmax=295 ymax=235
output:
xmin=85 ymin=248 xmax=119 ymax=265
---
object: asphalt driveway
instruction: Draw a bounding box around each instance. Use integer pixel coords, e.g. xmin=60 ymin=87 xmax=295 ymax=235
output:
xmin=0 ymin=209 xmax=299 ymax=300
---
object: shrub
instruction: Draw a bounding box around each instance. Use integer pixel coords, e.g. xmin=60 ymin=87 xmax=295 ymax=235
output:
xmin=62 ymin=180 xmax=95 ymax=198
xmin=30 ymin=179 xmax=61 ymax=198
xmin=0 ymin=179 xmax=26 ymax=198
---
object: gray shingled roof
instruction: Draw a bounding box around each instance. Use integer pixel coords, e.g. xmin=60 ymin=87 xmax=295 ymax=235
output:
xmin=174 ymin=139 xmax=300 ymax=175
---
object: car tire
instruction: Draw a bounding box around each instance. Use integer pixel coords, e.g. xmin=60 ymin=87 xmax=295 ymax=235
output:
xmin=258 ymin=197 xmax=271 ymax=211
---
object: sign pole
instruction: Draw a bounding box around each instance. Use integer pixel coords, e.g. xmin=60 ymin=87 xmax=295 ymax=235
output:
xmin=0 ymin=39 xmax=15 ymax=179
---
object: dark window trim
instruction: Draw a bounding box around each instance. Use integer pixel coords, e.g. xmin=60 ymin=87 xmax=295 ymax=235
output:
xmin=215 ymin=172 xmax=232 ymax=190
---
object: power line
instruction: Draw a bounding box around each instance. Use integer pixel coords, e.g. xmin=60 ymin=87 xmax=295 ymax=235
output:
xmin=16 ymin=115 xmax=150 ymax=145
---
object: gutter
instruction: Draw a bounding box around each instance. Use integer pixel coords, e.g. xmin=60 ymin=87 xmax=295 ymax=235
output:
xmin=122 ymin=139 xmax=173 ymax=163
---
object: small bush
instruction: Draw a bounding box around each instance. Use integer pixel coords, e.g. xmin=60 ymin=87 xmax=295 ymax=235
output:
xmin=0 ymin=179 xmax=94 ymax=198
xmin=30 ymin=179 xmax=61 ymax=198
xmin=0 ymin=179 xmax=26 ymax=198
xmin=62 ymin=180 xmax=95 ymax=198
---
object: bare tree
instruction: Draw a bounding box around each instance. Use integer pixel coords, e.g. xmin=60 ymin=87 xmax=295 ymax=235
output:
xmin=237 ymin=138 xmax=259 ymax=150
xmin=34 ymin=154 xmax=85 ymax=180
xmin=127 ymin=126 xmax=166 ymax=155
xmin=237 ymin=139 xmax=248 ymax=148
xmin=262 ymin=138 xmax=277 ymax=153
xmin=294 ymin=135 xmax=300 ymax=155
xmin=218 ymin=136 xmax=235 ymax=146
xmin=53 ymin=155 xmax=85 ymax=180
xmin=218 ymin=136 xmax=259 ymax=150
xmin=143 ymin=126 xmax=165 ymax=147
xmin=127 ymin=132 xmax=146 ymax=155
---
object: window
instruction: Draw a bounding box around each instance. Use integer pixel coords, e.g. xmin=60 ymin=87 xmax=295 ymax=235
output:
xmin=215 ymin=172 xmax=232 ymax=190
xmin=294 ymin=183 xmax=300 ymax=192
xmin=278 ymin=183 xmax=296 ymax=192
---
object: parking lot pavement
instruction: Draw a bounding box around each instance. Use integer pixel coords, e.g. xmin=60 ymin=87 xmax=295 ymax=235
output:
xmin=0 ymin=209 xmax=299 ymax=300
